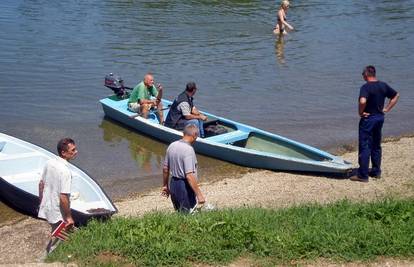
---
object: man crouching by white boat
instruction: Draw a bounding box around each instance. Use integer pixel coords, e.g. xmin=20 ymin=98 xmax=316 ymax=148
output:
xmin=161 ymin=124 xmax=206 ymax=213
xmin=38 ymin=138 xmax=77 ymax=254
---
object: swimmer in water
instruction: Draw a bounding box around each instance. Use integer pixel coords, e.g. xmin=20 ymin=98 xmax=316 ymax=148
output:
xmin=273 ymin=0 xmax=294 ymax=35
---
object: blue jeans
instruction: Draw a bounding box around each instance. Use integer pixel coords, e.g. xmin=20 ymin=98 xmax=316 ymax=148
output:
xmin=358 ymin=114 xmax=384 ymax=179
xmin=170 ymin=177 xmax=196 ymax=213
xmin=181 ymin=119 xmax=205 ymax=138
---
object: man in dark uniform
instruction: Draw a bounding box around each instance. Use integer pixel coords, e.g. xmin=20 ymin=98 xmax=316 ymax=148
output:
xmin=350 ymin=65 xmax=399 ymax=182
xmin=164 ymin=82 xmax=207 ymax=137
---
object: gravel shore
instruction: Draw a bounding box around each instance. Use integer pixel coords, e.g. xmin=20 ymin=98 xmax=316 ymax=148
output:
xmin=116 ymin=136 xmax=414 ymax=216
xmin=1 ymin=136 xmax=413 ymax=266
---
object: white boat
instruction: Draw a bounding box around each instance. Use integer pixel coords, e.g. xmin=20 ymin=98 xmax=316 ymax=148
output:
xmin=0 ymin=133 xmax=117 ymax=225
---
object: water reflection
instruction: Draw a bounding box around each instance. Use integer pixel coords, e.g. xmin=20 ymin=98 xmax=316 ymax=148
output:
xmin=275 ymin=35 xmax=286 ymax=65
xmin=99 ymin=117 xmax=165 ymax=176
xmin=98 ymin=117 xmax=249 ymax=190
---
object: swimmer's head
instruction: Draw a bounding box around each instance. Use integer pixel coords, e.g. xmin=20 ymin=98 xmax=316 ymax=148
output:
xmin=281 ymin=0 xmax=290 ymax=8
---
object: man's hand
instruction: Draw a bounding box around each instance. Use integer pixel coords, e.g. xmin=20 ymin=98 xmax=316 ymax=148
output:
xmin=196 ymin=194 xmax=206 ymax=205
xmin=200 ymin=114 xmax=208 ymax=121
xmin=156 ymin=83 xmax=163 ymax=91
xmin=151 ymin=99 xmax=158 ymax=106
xmin=186 ymin=173 xmax=205 ymax=206
xmin=38 ymin=180 xmax=44 ymax=205
xmin=360 ymin=112 xmax=370 ymax=118
xmin=156 ymin=83 xmax=163 ymax=102
xmin=161 ymin=186 xmax=170 ymax=198
xmin=65 ymin=216 xmax=74 ymax=228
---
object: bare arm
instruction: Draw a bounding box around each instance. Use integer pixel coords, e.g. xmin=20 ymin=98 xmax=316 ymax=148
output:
xmin=359 ymin=97 xmax=369 ymax=117
xmin=156 ymin=84 xmax=163 ymax=101
xmin=186 ymin=173 xmax=205 ymax=204
xmin=38 ymin=180 xmax=44 ymax=205
xmin=184 ymin=113 xmax=207 ymax=121
xmin=183 ymin=106 xmax=207 ymax=121
xmin=279 ymin=10 xmax=294 ymax=30
xmin=161 ymin=166 xmax=170 ymax=197
xmin=383 ymin=93 xmax=399 ymax=113
xmin=60 ymin=193 xmax=74 ymax=226
xmin=192 ymin=106 xmax=201 ymax=115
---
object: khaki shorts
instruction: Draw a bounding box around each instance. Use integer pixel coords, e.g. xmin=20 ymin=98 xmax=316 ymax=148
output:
xmin=128 ymin=102 xmax=141 ymax=113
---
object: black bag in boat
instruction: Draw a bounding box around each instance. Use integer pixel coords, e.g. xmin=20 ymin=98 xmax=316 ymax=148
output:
xmin=204 ymin=124 xmax=228 ymax=137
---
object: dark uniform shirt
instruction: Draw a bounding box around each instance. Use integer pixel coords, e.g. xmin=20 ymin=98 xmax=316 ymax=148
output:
xmin=359 ymin=81 xmax=397 ymax=115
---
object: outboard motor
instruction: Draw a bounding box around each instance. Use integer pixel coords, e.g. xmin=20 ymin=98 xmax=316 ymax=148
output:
xmin=104 ymin=73 xmax=130 ymax=99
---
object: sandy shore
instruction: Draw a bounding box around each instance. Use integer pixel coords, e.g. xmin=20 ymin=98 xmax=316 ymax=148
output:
xmin=1 ymin=136 xmax=413 ymax=266
xmin=116 ymin=136 xmax=414 ymax=216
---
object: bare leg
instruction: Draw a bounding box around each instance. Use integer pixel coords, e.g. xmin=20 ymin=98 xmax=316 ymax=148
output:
xmin=157 ymin=102 xmax=164 ymax=124
xmin=140 ymin=104 xmax=151 ymax=118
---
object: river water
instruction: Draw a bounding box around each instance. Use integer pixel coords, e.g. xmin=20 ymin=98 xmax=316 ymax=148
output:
xmin=1 ymin=0 xmax=413 ymax=203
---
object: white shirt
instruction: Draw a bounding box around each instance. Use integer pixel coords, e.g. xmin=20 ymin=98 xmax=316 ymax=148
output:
xmin=38 ymin=157 xmax=72 ymax=224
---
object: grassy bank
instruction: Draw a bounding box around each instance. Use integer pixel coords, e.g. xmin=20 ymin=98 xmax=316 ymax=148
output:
xmin=49 ymin=198 xmax=414 ymax=266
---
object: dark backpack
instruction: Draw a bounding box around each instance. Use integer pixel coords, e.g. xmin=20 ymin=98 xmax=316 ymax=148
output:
xmin=204 ymin=124 xmax=228 ymax=137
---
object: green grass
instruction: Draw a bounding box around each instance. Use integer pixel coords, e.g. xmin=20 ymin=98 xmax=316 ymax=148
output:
xmin=48 ymin=198 xmax=414 ymax=266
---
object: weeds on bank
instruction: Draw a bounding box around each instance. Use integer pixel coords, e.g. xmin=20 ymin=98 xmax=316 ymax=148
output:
xmin=48 ymin=198 xmax=414 ymax=266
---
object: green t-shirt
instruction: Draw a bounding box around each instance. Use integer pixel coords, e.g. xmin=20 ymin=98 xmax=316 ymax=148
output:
xmin=128 ymin=81 xmax=158 ymax=104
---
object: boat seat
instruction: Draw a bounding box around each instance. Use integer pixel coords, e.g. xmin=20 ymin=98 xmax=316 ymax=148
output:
xmin=0 ymin=152 xmax=43 ymax=161
xmin=204 ymin=130 xmax=249 ymax=144
xmin=0 ymin=153 xmax=47 ymax=177
xmin=130 ymin=107 xmax=160 ymax=123
xmin=2 ymin=171 xmax=41 ymax=183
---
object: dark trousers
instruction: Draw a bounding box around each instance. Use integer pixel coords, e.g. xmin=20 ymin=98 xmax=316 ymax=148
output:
xmin=170 ymin=177 xmax=196 ymax=213
xmin=46 ymin=221 xmax=62 ymax=253
xmin=358 ymin=114 xmax=384 ymax=179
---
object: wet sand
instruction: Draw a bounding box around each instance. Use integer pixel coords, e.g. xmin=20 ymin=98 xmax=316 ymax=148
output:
xmin=1 ymin=136 xmax=413 ymax=266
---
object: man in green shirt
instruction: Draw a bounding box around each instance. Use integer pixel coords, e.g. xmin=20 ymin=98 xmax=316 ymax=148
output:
xmin=128 ymin=73 xmax=164 ymax=124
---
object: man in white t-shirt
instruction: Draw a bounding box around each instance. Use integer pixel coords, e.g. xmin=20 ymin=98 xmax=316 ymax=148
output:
xmin=38 ymin=138 xmax=77 ymax=253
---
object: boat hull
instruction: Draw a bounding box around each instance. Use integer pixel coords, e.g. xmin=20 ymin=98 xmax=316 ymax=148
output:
xmin=0 ymin=133 xmax=117 ymax=226
xmin=100 ymin=97 xmax=353 ymax=174
xmin=0 ymin=178 xmax=113 ymax=226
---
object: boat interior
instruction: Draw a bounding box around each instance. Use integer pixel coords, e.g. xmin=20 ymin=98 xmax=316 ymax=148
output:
xmin=201 ymin=120 xmax=331 ymax=161
xmin=113 ymin=97 xmax=333 ymax=162
xmin=0 ymin=140 xmax=113 ymax=213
